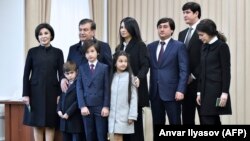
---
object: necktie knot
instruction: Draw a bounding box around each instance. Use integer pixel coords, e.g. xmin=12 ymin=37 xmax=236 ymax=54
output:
xmin=160 ymin=41 xmax=165 ymax=46
xmin=90 ymin=64 xmax=94 ymax=74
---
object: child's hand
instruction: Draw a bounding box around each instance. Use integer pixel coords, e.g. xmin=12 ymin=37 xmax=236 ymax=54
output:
xmin=81 ymin=107 xmax=90 ymax=116
xmin=58 ymin=111 xmax=63 ymax=118
xmin=101 ymin=107 xmax=109 ymax=117
xmin=63 ymin=113 xmax=69 ymax=119
xmin=128 ymin=119 xmax=134 ymax=125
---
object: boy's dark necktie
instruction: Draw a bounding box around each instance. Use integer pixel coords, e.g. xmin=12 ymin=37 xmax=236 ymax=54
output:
xmin=90 ymin=64 xmax=94 ymax=74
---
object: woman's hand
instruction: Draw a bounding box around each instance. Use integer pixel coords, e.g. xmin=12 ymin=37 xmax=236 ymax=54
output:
xmin=219 ymin=93 xmax=228 ymax=107
xmin=22 ymin=96 xmax=30 ymax=105
xmin=196 ymin=95 xmax=201 ymax=106
xmin=134 ymin=76 xmax=140 ymax=88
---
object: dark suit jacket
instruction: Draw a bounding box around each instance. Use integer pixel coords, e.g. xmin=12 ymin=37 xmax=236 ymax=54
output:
xmin=148 ymin=39 xmax=189 ymax=101
xmin=117 ymin=39 xmax=150 ymax=107
xmin=23 ymin=45 xmax=64 ymax=127
xmin=178 ymin=28 xmax=202 ymax=79
xmin=77 ymin=62 xmax=110 ymax=108
xmin=57 ymin=81 xmax=83 ymax=133
xmin=67 ymin=38 xmax=112 ymax=70
xmin=198 ymin=40 xmax=232 ymax=115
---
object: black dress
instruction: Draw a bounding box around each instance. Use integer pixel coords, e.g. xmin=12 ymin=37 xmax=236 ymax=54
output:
xmin=23 ymin=45 xmax=64 ymax=127
xmin=198 ymin=40 xmax=232 ymax=116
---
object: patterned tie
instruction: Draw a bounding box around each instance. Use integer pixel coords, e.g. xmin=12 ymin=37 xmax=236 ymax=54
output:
xmin=185 ymin=27 xmax=193 ymax=47
xmin=90 ymin=64 xmax=94 ymax=74
xmin=158 ymin=41 xmax=165 ymax=63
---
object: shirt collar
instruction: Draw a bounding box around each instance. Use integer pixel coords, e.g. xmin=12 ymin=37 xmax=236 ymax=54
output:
xmin=209 ymin=36 xmax=218 ymax=44
xmin=159 ymin=37 xmax=171 ymax=46
xmin=190 ymin=20 xmax=200 ymax=30
xmin=88 ymin=60 xmax=98 ymax=67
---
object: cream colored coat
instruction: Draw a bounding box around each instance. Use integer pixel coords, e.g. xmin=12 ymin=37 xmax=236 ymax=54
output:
xmin=109 ymin=72 xmax=138 ymax=134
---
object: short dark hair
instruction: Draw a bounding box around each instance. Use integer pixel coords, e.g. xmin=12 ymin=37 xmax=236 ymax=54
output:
xmin=157 ymin=17 xmax=175 ymax=31
xmin=63 ymin=61 xmax=77 ymax=73
xmin=35 ymin=23 xmax=54 ymax=41
xmin=79 ymin=18 xmax=96 ymax=30
xmin=83 ymin=39 xmax=100 ymax=54
xmin=182 ymin=2 xmax=201 ymax=19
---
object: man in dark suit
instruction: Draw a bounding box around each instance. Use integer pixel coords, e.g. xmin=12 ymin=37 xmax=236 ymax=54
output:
xmin=178 ymin=2 xmax=203 ymax=125
xmin=60 ymin=18 xmax=112 ymax=141
xmin=148 ymin=17 xmax=189 ymax=129
xmin=61 ymin=18 xmax=112 ymax=92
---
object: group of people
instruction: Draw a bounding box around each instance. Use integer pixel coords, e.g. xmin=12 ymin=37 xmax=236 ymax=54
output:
xmin=22 ymin=2 xmax=232 ymax=141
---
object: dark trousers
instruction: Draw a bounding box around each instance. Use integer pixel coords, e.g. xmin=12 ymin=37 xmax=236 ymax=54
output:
xmin=151 ymin=90 xmax=181 ymax=125
xmin=151 ymin=91 xmax=181 ymax=141
xmin=200 ymin=115 xmax=221 ymax=125
xmin=182 ymin=80 xmax=200 ymax=124
xmin=62 ymin=132 xmax=84 ymax=141
xmin=83 ymin=106 xmax=108 ymax=141
xmin=123 ymin=106 xmax=144 ymax=141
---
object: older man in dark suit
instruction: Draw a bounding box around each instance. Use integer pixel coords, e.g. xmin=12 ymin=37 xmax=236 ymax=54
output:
xmin=60 ymin=18 xmax=112 ymax=141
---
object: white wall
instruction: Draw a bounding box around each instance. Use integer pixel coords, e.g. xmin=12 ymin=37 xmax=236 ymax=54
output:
xmin=50 ymin=0 xmax=90 ymax=61
xmin=0 ymin=0 xmax=25 ymax=99
xmin=0 ymin=0 xmax=25 ymax=139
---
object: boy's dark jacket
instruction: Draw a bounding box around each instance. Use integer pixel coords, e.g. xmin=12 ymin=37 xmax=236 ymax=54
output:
xmin=57 ymin=80 xmax=83 ymax=133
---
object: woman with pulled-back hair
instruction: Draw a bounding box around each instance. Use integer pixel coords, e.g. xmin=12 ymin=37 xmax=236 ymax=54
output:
xmin=196 ymin=19 xmax=232 ymax=125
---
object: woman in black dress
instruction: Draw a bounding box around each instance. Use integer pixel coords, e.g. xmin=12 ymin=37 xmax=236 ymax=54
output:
xmin=22 ymin=23 xmax=64 ymax=141
xmin=196 ymin=19 xmax=232 ymax=125
xmin=115 ymin=17 xmax=150 ymax=141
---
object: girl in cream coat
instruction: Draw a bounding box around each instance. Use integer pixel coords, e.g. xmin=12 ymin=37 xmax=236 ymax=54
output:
xmin=109 ymin=51 xmax=138 ymax=141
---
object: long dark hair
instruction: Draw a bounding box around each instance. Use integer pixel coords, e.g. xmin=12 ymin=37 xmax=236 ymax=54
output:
xmin=112 ymin=51 xmax=134 ymax=104
xmin=197 ymin=19 xmax=227 ymax=42
xmin=116 ymin=17 xmax=142 ymax=51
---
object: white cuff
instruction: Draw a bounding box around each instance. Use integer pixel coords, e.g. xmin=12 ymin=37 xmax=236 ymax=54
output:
xmin=197 ymin=92 xmax=201 ymax=96
xmin=191 ymin=73 xmax=196 ymax=79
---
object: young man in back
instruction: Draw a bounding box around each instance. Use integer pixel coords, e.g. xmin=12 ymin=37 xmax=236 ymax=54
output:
xmin=178 ymin=2 xmax=203 ymax=125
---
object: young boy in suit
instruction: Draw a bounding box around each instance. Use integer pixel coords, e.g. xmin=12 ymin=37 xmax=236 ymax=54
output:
xmin=57 ymin=61 xmax=84 ymax=141
xmin=77 ymin=39 xmax=110 ymax=141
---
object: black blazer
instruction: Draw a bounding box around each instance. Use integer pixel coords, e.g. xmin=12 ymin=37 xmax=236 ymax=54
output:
xmin=57 ymin=81 xmax=83 ymax=133
xmin=67 ymin=38 xmax=112 ymax=70
xmin=116 ymin=39 xmax=150 ymax=107
xmin=178 ymin=28 xmax=203 ymax=79
xmin=198 ymin=40 xmax=232 ymax=115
